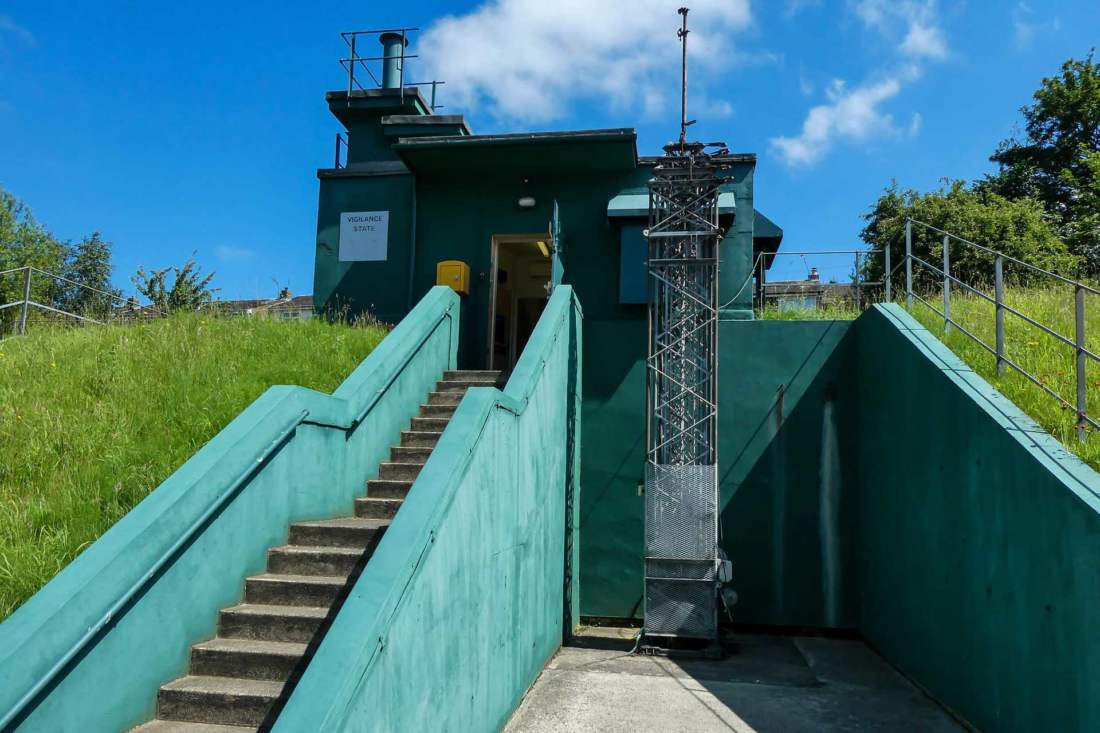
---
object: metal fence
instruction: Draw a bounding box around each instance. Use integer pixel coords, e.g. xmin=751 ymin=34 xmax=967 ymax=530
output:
xmin=899 ymin=217 xmax=1097 ymax=441
xmin=0 ymin=266 xmax=161 ymax=338
xmin=753 ymin=249 xmax=888 ymax=312
xmin=751 ymin=219 xmax=1094 ymax=440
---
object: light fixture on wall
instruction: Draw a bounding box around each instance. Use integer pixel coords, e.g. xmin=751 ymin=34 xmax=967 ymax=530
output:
xmin=536 ymin=241 xmax=550 ymax=258
xmin=517 ymin=196 xmax=536 ymax=209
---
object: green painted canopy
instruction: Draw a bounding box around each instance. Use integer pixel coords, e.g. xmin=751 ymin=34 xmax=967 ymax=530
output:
xmin=607 ymin=192 xmax=737 ymax=217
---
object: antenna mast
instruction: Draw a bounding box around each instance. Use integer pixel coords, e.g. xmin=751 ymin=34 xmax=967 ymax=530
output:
xmin=641 ymin=7 xmax=734 ymax=656
xmin=677 ymin=7 xmax=691 ymax=152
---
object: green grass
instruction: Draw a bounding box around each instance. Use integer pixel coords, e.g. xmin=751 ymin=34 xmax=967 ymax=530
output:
xmin=0 ymin=314 xmax=386 ymax=619
xmin=757 ymin=302 xmax=861 ymax=320
xmin=906 ymin=285 xmax=1100 ymax=471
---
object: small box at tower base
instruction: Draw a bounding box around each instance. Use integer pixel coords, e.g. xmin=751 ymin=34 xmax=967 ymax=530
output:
xmin=643 ymin=463 xmax=719 ymax=643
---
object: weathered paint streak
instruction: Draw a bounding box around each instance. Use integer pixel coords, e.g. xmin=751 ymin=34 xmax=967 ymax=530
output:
xmin=0 ymin=287 xmax=461 ymax=732
xmin=274 ymin=287 xmax=583 ymax=733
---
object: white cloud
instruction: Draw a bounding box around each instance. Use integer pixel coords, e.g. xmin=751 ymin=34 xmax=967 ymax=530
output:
xmin=0 ymin=14 xmax=34 ymax=46
xmin=785 ymin=0 xmax=822 ymax=18
xmin=770 ymin=77 xmax=904 ymax=166
xmin=1012 ymin=3 xmax=1060 ymax=50
xmin=907 ymin=112 xmax=922 ymax=136
xmin=215 ymin=245 xmax=256 ymax=263
xmin=851 ymin=0 xmax=947 ymax=59
xmin=771 ymin=1 xmax=946 ymax=167
xmin=418 ymin=0 xmax=753 ymax=124
xmin=798 ymin=67 xmax=814 ymax=96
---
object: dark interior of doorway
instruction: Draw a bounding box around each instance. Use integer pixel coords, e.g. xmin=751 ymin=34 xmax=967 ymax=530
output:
xmin=491 ymin=238 xmax=552 ymax=373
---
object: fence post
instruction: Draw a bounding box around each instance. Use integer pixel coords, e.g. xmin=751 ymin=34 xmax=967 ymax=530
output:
xmin=757 ymin=255 xmax=766 ymax=312
xmin=346 ymin=33 xmax=356 ymax=99
xmin=884 ymin=242 xmax=892 ymax=303
xmin=854 ymin=251 xmax=862 ymax=310
xmin=1075 ymin=285 xmax=1087 ymax=442
xmin=905 ymin=219 xmax=913 ymax=310
xmin=17 ymin=266 xmax=31 ymax=336
xmin=942 ymin=234 xmax=951 ymax=333
xmin=995 ymin=255 xmax=1005 ymax=376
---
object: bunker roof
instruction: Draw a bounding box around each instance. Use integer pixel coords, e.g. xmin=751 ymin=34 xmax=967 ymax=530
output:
xmin=392 ymin=128 xmax=639 ymax=174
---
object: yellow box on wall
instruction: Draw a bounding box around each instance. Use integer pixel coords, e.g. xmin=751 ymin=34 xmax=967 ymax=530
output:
xmin=436 ymin=260 xmax=470 ymax=295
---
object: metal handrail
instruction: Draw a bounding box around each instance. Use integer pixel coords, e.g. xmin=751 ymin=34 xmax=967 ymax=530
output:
xmin=337 ymin=28 xmax=445 ymax=111
xmin=904 ymin=217 xmax=1097 ymax=439
xmin=0 ymin=409 xmax=309 ymax=730
xmin=1 ymin=265 xmax=164 ymax=337
xmin=907 ymin=216 xmax=1100 ymax=296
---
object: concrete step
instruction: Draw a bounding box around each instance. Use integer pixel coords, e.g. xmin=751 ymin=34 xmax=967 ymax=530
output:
xmin=287 ymin=517 xmax=388 ymax=549
xmin=244 ymin=574 xmax=348 ymax=607
xmin=443 ymin=370 xmax=501 ymax=382
xmin=190 ymin=638 xmax=309 ymax=682
xmin=418 ymin=403 xmax=456 ymax=418
xmin=436 ymin=380 xmax=480 ymax=393
xmin=399 ymin=430 xmax=440 ymax=448
xmin=218 ymin=604 xmax=328 ymax=644
xmin=355 ymin=497 xmax=403 ymax=519
xmin=390 ymin=445 xmax=432 ymax=464
xmin=426 ymin=391 xmax=463 ymax=406
xmin=409 ymin=416 xmax=449 ymax=433
xmin=157 ymin=676 xmax=286 ymax=727
xmin=266 ymin=545 xmax=366 ymax=577
xmin=366 ymin=478 xmax=413 ymax=500
xmin=378 ymin=462 xmax=424 ymax=481
xmin=130 ymin=720 xmax=260 ymax=733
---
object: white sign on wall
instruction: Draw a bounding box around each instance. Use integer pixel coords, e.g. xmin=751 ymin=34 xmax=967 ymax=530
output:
xmin=339 ymin=211 xmax=389 ymax=261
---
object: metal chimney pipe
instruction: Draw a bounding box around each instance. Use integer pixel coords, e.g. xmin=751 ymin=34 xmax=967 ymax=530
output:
xmin=379 ymin=32 xmax=407 ymax=89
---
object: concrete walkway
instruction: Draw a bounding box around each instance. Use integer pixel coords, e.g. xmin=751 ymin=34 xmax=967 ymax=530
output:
xmin=505 ymin=629 xmax=965 ymax=732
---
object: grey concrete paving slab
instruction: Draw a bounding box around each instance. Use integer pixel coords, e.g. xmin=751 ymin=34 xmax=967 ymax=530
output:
xmin=505 ymin=632 xmax=966 ymax=733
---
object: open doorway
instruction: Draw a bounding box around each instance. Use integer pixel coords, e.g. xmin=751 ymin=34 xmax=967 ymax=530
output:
xmin=488 ymin=234 xmax=552 ymax=372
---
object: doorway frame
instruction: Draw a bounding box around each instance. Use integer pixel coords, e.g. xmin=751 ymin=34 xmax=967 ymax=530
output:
xmin=486 ymin=232 xmax=551 ymax=370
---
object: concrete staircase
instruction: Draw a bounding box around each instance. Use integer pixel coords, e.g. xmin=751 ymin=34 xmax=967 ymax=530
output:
xmin=131 ymin=370 xmax=502 ymax=733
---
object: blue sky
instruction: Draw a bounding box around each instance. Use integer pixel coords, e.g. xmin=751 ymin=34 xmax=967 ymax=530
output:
xmin=0 ymin=0 xmax=1097 ymax=296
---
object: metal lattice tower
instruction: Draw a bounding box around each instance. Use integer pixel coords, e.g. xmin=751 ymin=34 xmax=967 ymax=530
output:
xmin=643 ymin=145 xmax=725 ymax=643
xmin=642 ymin=7 xmax=729 ymax=646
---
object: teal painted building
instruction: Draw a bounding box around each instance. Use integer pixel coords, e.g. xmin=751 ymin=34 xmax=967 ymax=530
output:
xmin=312 ymin=85 xmax=787 ymax=621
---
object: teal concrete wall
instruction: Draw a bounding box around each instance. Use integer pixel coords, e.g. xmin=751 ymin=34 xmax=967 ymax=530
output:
xmin=854 ymin=305 xmax=1100 ymax=732
xmin=275 ymin=286 xmax=582 ymax=732
xmin=720 ymin=320 xmax=859 ymax=629
xmin=0 ymin=287 xmax=460 ymax=732
xmin=579 ymin=318 xmax=859 ymax=629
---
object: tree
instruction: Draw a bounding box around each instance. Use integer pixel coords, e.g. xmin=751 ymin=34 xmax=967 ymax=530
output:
xmin=57 ymin=232 xmax=121 ymax=317
xmin=132 ymin=257 xmax=219 ymax=313
xmin=861 ymin=180 xmax=1078 ymax=288
xmin=0 ymin=188 xmax=67 ymax=288
xmin=0 ymin=188 xmax=68 ymax=329
xmin=987 ymin=51 xmax=1100 ymax=270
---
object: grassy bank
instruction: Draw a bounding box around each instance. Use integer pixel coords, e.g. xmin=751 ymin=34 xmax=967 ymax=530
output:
xmin=757 ymin=302 xmax=861 ymax=320
xmin=0 ymin=314 xmax=386 ymax=618
xmin=907 ymin=286 xmax=1100 ymax=470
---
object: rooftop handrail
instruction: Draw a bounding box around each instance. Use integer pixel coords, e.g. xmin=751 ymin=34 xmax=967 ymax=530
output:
xmin=336 ymin=28 xmax=444 ymax=111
